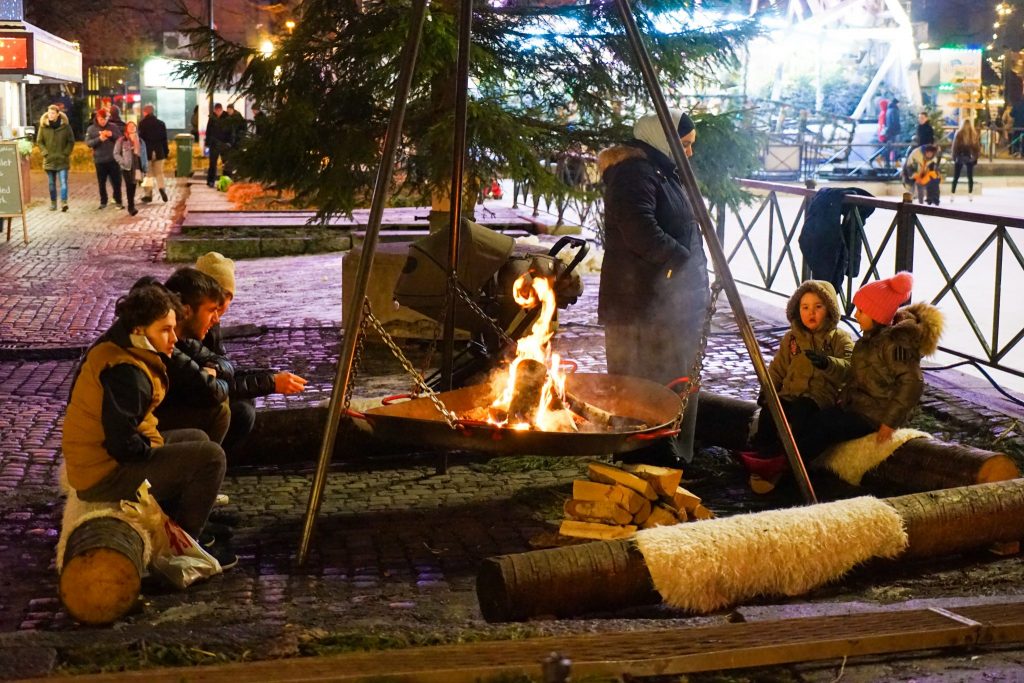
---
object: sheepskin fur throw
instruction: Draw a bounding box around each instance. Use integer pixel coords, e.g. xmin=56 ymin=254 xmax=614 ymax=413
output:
xmin=635 ymin=496 xmax=908 ymax=613
xmin=819 ymin=429 xmax=931 ymax=485
xmin=55 ymin=465 xmax=152 ymax=572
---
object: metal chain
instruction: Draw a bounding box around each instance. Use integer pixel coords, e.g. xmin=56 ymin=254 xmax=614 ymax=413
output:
xmin=453 ymin=279 xmax=518 ymax=349
xmin=363 ymin=301 xmax=461 ymax=430
xmin=677 ymin=278 xmax=724 ymax=415
xmin=342 ymin=298 xmax=373 ymax=414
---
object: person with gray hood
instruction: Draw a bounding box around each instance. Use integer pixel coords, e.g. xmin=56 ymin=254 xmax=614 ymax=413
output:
xmin=597 ymin=109 xmax=709 ymax=465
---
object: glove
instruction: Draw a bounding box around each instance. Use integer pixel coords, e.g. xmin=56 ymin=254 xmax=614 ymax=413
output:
xmin=804 ymin=349 xmax=829 ymax=370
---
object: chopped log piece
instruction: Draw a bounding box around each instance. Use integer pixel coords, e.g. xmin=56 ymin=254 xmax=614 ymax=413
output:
xmin=559 ymin=519 xmax=637 ymax=541
xmin=624 ymin=464 xmax=683 ymax=497
xmin=670 ymin=485 xmax=702 ymax=512
xmin=59 ymin=517 xmax=145 ymax=625
xmin=691 ymin=504 xmax=715 ymax=520
xmin=588 ymin=463 xmax=658 ymax=501
xmin=507 ymin=358 xmax=550 ymax=424
xmin=641 ymin=505 xmax=681 ymax=529
xmin=564 ymin=499 xmax=634 ymax=526
xmin=633 ymin=498 xmax=653 ymax=525
xmin=572 ymin=480 xmax=646 ymax=515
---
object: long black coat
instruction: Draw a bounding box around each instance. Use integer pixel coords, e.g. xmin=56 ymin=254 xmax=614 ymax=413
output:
xmin=597 ymin=141 xmax=709 ymax=328
xmin=138 ymin=114 xmax=170 ymax=161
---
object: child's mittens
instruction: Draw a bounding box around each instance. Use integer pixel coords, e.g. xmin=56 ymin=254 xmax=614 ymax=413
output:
xmin=804 ymin=349 xmax=829 ymax=369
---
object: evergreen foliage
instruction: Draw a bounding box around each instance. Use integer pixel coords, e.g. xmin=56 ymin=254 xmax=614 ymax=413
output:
xmin=178 ymin=0 xmax=760 ymax=220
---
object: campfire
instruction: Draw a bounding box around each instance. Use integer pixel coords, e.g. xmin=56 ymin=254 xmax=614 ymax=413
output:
xmin=460 ymin=273 xmax=644 ymax=434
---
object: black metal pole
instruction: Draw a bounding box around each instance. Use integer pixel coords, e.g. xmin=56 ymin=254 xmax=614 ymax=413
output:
xmin=298 ymin=0 xmax=431 ymax=565
xmin=441 ymin=0 xmax=474 ymax=391
xmin=612 ymin=0 xmax=816 ymax=504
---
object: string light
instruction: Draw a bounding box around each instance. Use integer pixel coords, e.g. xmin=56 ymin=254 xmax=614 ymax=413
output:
xmin=987 ymin=1 xmax=1018 ymax=76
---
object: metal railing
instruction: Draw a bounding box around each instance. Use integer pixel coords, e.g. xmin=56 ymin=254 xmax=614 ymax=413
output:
xmin=716 ymin=179 xmax=1024 ymax=380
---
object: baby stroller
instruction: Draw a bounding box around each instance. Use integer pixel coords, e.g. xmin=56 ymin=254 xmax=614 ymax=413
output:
xmin=393 ymin=219 xmax=588 ymax=390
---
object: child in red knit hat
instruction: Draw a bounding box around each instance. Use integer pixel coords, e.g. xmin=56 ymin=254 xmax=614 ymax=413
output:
xmin=796 ymin=271 xmax=944 ymax=464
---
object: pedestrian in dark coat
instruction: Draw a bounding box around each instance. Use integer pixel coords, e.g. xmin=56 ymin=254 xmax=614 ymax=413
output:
xmin=84 ymin=108 xmax=123 ymax=209
xmin=205 ymin=103 xmax=231 ymax=187
xmin=950 ymin=118 xmax=981 ymax=200
xmin=885 ymin=97 xmax=903 ymax=166
xmin=598 ymin=110 xmax=709 ymax=463
xmin=915 ymin=111 xmax=935 ymax=147
xmin=138 ymin=104 xmax=170 ymax=203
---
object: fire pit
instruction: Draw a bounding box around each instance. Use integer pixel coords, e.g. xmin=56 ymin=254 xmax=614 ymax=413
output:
xmin=349 ymin=270 xmax=682 ymax=455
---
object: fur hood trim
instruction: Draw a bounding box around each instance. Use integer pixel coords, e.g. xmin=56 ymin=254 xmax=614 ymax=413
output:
xmin=890 ymin=302 xmax=944 ymax=356
xmin=597 ymin=143 xmax=648 ymax=174
xmin=786 ymin=280 xmax=841 ymax=332
xmin=38 ymin=110 xmax=70 ymax=129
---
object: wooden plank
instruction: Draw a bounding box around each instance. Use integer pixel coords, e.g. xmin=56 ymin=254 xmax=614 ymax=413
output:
xmin=624 ymin=464 xmax=683 ymax=497
xmin=572 ymin=480 xmax=646 ymax=515
xmin=563 ymin=499 xmax=633 ymax=526
xmin=588 ymin=463 xmax=658 ymax=500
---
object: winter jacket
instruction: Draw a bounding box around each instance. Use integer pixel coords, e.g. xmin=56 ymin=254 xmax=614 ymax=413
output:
xmin=85 ymin=120 xmax=122 ymax=164
xmin=876 ymin=100 xmax=888 ymax=142
xmin=205 ymin=113 xmax=232 ymax=151
xmin=138 ymin=113 xmax=170 ymax=161
xmin=597 ymin=140 xmax=709 ymax=326
xmin=901 ymin=147 xmax=940 ymax=189
xmin=952 ymin=130 xmax=981 ymax=165
xmin=62 ymin=320 xmax=169 ymax=491
xmin=885 ymin=102 xmax=902 ymax=142
xmin=841 ymin=302 xmax=944 ymax=429
xmin=113 ymin=136 xmax=148 ymax=173
xmin=767 ymin=280 xmax=853 ymax=409
xmin=36 ymin=112 xmax=74 ymax=171
xmin=158 ymin=338 xmax=234 ymax=411
xmin=916 ymin=121 xmax=935 ymax=147
xmin=202 ymin=324 xmax=277 ymax=399
xmin=798 ymin=188 xmax=875 ymax=292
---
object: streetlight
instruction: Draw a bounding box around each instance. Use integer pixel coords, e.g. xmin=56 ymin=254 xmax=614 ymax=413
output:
xmin=285 ymin=19 xmax=296 ymax=32
xmin=260 ymin=39 xmax=275 ymax=57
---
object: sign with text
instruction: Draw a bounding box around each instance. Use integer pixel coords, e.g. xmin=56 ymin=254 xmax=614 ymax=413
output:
xmin=0 ymin=143 xmax=24 ymax=215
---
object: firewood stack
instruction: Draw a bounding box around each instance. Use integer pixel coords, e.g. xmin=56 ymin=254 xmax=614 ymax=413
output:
xmin=559 ymin=462 xmax=714 ymax=540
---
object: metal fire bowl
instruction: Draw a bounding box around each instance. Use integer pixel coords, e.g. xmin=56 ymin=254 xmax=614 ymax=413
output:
xmin=347 ymin=373 xmax=683 ymax=456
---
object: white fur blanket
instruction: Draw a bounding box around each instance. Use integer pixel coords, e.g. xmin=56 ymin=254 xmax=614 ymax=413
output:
xmin=819 ymin=429 xmax=931 ymax=486
xmin=635 ymin=496 xmax=908 ymax=613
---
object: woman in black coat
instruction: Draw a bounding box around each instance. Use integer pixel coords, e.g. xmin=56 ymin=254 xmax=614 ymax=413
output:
xmin=597 ymin=110 xmax=710 ymax=462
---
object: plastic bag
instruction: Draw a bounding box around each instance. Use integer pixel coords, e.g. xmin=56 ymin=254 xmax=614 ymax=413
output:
xmin=120 ymin=480 xmax=222 ymax=589
xmin=140 ymin=175 xmax=155 ymax=189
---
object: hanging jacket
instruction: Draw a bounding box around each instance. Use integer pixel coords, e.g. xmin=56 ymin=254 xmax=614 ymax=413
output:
xmin=798 ymin=188 xmax=875 ymax=292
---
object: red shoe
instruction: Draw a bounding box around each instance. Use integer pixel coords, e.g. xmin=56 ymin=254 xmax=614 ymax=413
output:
xmin=738 ymin=451 xmax=789 ymax=480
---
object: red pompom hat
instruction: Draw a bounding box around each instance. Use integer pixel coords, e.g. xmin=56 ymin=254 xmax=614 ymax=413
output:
xmin=853 ymin=271 xmax=914 ymax=325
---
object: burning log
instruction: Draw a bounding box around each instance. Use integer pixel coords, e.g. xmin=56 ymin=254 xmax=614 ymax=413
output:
xmin=694 ymin=392 xmax=1019 ymax=493
xmin=477 ymin=479 xmax=1024 ymax=622
xmin=507 ymin=358 xmax=556 ymax=425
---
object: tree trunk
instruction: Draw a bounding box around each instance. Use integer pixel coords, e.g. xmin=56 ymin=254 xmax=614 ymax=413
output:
xmin=59 ymin=517 xmax=145 ymax=625
xmin=477 ymin=479 xmax=1024 ymax=622
xmin=695 ymin=392 xmax=1019 ymax=492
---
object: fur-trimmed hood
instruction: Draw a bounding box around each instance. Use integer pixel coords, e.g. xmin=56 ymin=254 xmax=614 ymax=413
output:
xmin=888 ymin=301 xmax=944 ymax=356
xmin=786 ymin=280 xmax=841 ymax=333
xmin=38 ymin=110 xmax=70 ymax=129
xmin=597 ymin=143 xmax=649 ymax=175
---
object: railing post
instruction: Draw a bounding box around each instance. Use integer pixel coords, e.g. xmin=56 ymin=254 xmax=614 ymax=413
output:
xmin=894 ymin=191 xmax=915 ymax=273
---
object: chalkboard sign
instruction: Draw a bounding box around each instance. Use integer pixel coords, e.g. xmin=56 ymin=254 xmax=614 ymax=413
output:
xmin=0 ymin=142 xmax=23 ymax=216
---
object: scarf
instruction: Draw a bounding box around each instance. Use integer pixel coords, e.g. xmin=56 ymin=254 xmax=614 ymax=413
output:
xmin=632 ymin=110 xmax=695 ymax=158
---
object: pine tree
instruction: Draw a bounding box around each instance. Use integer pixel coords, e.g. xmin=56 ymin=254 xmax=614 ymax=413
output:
xmin=179 ymin=0 xmax=760 ymax=221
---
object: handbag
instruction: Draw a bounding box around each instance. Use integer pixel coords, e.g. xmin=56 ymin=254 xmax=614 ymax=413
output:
xmin=140 ymin=175 xmax=155 ymax=189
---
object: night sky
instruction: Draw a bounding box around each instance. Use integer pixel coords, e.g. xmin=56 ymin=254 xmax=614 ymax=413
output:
xmin=915 ymin=0 xmax=1020 ymax=50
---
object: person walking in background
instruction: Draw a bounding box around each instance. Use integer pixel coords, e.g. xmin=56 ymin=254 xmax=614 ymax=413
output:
xmin=36 ymin=104 xmax=74 ymax=212
xmin=250 ymin=104 xmax=267 ymax=137
xmin=885 ymin=97 xmax=903 ymax=166
xmin=1010 ymin=99 xmax=1024 ymax=157
xmin=597 ymin=109 xmax=710 ymax=466
xmin=113 ymin=121 xmax=147 ymax=217
xmin=205 ymin=103 xmax=230 ymax=188
xmin=85 ymin=109 xmax=123 ymax=210
xmin=915 ymin=111 xmax=935 ymax=147
xmin=222 ymin=103 xmax=247 ymax=178
xmin=138 ymin=104 xmax=170 ymax=203
xmin=950 ymin=118 xmax=981 ymax=202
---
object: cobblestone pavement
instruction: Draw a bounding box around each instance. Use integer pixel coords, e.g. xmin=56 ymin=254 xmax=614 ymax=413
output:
xmin=1 ymin=170 xmax=1024 ymax=680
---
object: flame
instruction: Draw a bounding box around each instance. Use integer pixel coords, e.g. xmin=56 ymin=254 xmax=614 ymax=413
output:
xmin=488 ymin=273 xmax=576 ymax=432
